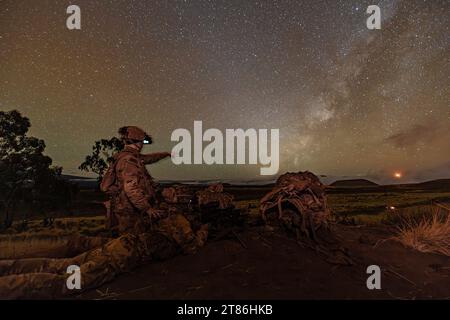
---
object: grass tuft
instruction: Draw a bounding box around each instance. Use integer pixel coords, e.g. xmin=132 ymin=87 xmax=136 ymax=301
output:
xmin=394 ymin=205 xmax=450 ymax=256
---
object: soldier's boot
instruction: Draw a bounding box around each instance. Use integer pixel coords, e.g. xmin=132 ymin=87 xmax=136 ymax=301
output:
xmin=194 ymin=224 xmax=209 ymax=248
xmin=157 ymin=214 xmax=208 ymax=254
xmin=180 ymin=223 xmax=209 ymax=254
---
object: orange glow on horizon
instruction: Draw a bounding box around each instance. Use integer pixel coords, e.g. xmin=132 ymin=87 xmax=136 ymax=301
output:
xmin=394 ymin=172 xmax=402 ymax=179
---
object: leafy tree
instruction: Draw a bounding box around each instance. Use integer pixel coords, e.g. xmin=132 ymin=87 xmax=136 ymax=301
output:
xmin=0 ymin=110 xmax=76 ymax=230
xmin=79 ymin=137 xmax=124 ymax=181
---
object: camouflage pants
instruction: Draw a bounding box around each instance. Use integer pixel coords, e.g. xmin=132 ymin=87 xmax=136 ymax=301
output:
xmin=0 ymin=214 xmax=208 ymax=299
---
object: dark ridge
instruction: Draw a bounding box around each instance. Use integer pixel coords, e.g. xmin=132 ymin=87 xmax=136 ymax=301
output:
xmin=61 ymin=174 xmax=95 ymax=180
xmin=330 ymin=179 xmax=379 ymax=187
xmin=414 ymin=179 xmax=450 ymax=189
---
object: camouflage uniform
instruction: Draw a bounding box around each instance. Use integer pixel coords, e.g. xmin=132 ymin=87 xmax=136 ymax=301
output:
xmin=0 ymin=213 xmax=208 ymax=299
xmin=109 ymin=146 xmax=169 ymax=235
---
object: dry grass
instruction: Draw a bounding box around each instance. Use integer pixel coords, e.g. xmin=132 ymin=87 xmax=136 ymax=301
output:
xmin=395 ymin=205 xmax=450 ymax=256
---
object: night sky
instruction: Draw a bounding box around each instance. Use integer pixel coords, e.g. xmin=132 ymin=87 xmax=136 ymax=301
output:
xmin=0 ymin=0 xmax=448 ymax=183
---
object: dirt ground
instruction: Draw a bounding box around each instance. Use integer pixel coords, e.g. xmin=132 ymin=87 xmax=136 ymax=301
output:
xmin=77 ymin=224 xmax=450 ymax=300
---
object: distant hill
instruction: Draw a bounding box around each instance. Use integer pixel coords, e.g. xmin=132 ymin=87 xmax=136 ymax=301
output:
xmin=61 ymin=174 xmax=98 ymax=189
xmin=158 ymin=179 xmax=276 ymax=186
xmin=330 ymin=179 xmax=379 ymax=188
xmin=415 ymin=179 xmax=450 ymax=190
xmin=61 ymin=174 xmax=94 ymax=180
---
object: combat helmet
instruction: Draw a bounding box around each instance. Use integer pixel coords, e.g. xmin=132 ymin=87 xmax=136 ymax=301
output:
xmin=118 ymin=126 xmax=153 ymax=144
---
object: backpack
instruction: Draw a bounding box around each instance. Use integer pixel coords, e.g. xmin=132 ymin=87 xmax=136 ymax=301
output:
xmin=100 ymin=152 xmax=129 ymax=230
xmin=100 ymin=162 xmax=119 ymax=194
xmin=100 ymin=152 xmax=129 ymax=195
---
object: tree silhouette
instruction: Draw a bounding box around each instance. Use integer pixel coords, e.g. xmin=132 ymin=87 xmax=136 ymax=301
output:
xmin=79 ymin=137 xmax=124 ymax=181
xmin=0 ymin=110 xmax=76 ymax=230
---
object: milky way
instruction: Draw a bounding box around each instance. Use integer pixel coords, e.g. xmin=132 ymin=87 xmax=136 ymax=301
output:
xmin=0 ymin=0 xmax=448 ymax=183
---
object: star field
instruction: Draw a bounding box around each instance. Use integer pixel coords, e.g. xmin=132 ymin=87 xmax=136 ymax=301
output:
xmin=0 ymin=0 xmax=448 ymax=183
